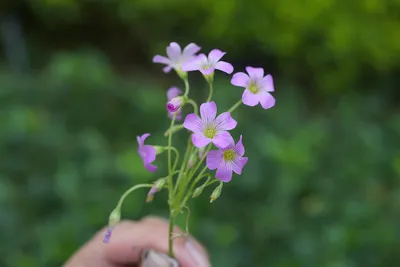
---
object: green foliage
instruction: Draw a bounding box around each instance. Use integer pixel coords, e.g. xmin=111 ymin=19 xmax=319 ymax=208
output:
xmin=0 ymin=52 xmax=399 ymax=266
xmin=24 ymin=0 xmax=400 ymax=93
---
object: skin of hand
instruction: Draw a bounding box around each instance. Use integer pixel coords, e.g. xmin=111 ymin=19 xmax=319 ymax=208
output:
xmin=63 ymin=216 xmax=211 ymax=267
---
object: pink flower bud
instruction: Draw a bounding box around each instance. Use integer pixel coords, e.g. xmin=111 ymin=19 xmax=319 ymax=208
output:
xmin=166 ymin=96 xmax=183 ymax=112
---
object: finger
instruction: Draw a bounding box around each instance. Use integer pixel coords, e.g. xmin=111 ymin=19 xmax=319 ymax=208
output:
xmin=102 ymin=217 xmax=210 ymax=267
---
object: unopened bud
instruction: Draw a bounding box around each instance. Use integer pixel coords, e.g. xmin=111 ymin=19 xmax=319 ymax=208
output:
xmin=166 ymin=96 xmax=185 ymax=113
xmin=187 ymin=153 xmax=197 ymax=169
xmin=146 ymin=178 xmax=167 ymax=202
xmin=210 ymin=182 xmax=223 ymax=203
xmin=108 ymin=208 xmax=121 ymax=227
xmin=192 ymin=186 xmax=204 ymax=198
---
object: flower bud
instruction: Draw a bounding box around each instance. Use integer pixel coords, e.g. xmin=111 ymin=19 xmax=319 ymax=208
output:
xmin=166 ymin=96 xmax=185 ymax=113
xmin=146 ymin=178 xmax=167 ymax=202
xmin=108 ymin=208 xmax=121 ymax=227
xmin=192 ymin=186 xmax=204 ymax=198
xmin=210 ymin=182 xmax=223 ymax=203
xmin=187 ymin=153 xmax=197 ymax=169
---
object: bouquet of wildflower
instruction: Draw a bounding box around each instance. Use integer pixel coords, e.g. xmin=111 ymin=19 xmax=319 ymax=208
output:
xmin=103 ymin=42 xmax=275 ymax=265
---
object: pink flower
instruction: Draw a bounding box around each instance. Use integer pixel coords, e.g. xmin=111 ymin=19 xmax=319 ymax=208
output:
xmin=166 ymin=97 xmax=183 ymax=113
xmin=231 ymin=67 xmax=275 ymax=109
xmin=206 ymin=135 xmax=248 ymax=182
xmin=137 ymin=133 xmax=157 ymax=172
xmin=182 ymin=49 xmax=234 ymax=75
xmin=183 ymin=101 xmax=237 ymax=148
xmin=153 ymin=42 xmax=201 ymax=73
xmin=166 ymin=87 xmax=183 ymax=120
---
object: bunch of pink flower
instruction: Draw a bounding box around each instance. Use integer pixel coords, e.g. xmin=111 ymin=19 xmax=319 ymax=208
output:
xmin=105 ymin=42 xmax=275 ymax=258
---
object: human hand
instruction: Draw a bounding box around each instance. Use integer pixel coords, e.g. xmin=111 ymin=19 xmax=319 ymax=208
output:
xmin=64 ymin=216 xmax=210 ymax=267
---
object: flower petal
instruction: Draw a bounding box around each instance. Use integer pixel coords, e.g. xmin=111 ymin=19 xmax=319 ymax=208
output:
xmin=137 ymin=133 xmax=150 ymax=146
xmin=233 ymin=135 xmax=245 ymax=156
xmin=181 ymin=54 xmax=206 ymax=71
xmin=215 ymin=61 xmax=234 ymax=74
xmin=216 ymin=162 xmax=233 ymax=182
xmin=183 ymin=113 xmax=203 ymax=133
xmin=183 ymin=43 xmax=201 ymax=56
xmin=242 ymin=89 xmax=260 ymax=106
xmin=144 ymin=162 xmax=158 ymax=172
xmin=208 ymin=49 xmax=225 ymax=63
xmin=163 ymin=65 xmax=172 ymax=73
xmin=200 ymin=101 xmax=217 ymax=124
xmin=192 ymin=133 xmax=211 ymax=148
xmin=206 ymin=150 xmax=223 ymax=170
xmin=246 ymin=66 xmax=264 ymax=79
xmin=260 ymin=74 xmax=274 ymax=92
xmin=212 ymin=131 xmax=234 ymax=149
xmin=215 ymin=112 xmax=237 ymax=131
xmin=153 ymin=55 xmax=171 ymax=65
xmin=142 ymin=145 xmax=156 ymax=163
xmin=199 ymin=67 xmax=215 ymax=75
xmin=167 ymin=87 xmax=182 ymax=100
xmin=231 ymin=72 xmax=249 ymax=87
xmin=259 ymin=92 xmax=276 ymax=109
xmin=232 ymin=157 xmax=248 ymax=175
xmin=167 ymin=42 xmax=182 ymax=61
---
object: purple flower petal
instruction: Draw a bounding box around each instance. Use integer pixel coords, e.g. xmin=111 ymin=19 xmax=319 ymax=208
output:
xmin=144 ymin=162 xmax=158 ymax=172
xmin=232 ymin=157 xmax=248 ymax=175
xmin=166 ymin=97 xmax=182 ymax=112
xmin=246 ymin=66 xmax=264 ymax=79
xmin=199 ymin=67 xmax=215 ymax=75
xmin=167 ymin=42 xmax=182 ymax=61
xmin=231 ymin=72 xmax=249 ymax=87
xmin=215 ymin=112 xmax=237 ymax=131
xmin=183 ymin=43 xmax=201 ymax=57
xmin=181 ymin=56 xmax=203 ymax=72
xmin=206 ymin=150 xmax=223 ymax=170
xmin=141 ymin=145 xmax=156 ymax=163
xmin=212 ymin=131 xmax=234 ymax=148
xmin=259 ymin=92 xmax=275 ymax=109
xmin=183 ymin=113 xmax=203 ymax=132
xmin=163 ymin=65 xmax=172 ymax=73
xmin=137 ymin=133 xmax=150 ymax=146
xmin=192 ymin=133 xmax=211 ymax=148
xmin=216 ymin=162 xmax=233 ymax=182
xmin=208 ymin=49 xmax=226 ymax=63
xmin=242 ymin=89 xmax=260 ymax=106
xmin=153 ymin=55 xmax=171 ymax=65
xmin=233 ymin=135 xmax=245 ymax=156
xmin=200 ymin=101 xmax=217 ymax=123
xmin=260 ymin=74 xmax=274 ymax=92
xmin=103 ymin=228 xmax=113 ymax=243
xmin=215 ymin=61 xmax=234 ymax=74
xmin=167 ymin=87 xmax=182 ymax=100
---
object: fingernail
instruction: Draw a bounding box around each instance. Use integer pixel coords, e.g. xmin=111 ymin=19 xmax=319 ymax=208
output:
xmin=185 ymin=239 xmax=210 ymax=267
xmin=141 ymin=249 xmax=178 ymax=267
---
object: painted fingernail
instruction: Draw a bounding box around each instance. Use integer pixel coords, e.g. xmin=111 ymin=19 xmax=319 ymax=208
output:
xmin=185 ymin=239 xmax=210 ymax=267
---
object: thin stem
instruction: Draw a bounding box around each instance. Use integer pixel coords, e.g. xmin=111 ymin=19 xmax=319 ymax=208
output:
xmin=117 ymin=183 xmax=153 ymax=209
xmin=170 ymin=147 xmax=180 ymax=172
xmin=167 ymin=115 xmax=176 ymax=197
xmin=228 ymin=99 xmax=242 ymax=113
xmin=206 ymin=81 xmax=213 ymax=102
xmin=183 ymin=77 xmax=190 ymax=96
xmin=174 ymin=137 xmax=192 ymax=195
xmin=187 ymin=99 xmax=199 ymax=114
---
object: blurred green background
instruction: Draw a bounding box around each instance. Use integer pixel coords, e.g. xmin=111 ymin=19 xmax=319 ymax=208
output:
xmin=0 ymin=0 xmax=400 ymax=266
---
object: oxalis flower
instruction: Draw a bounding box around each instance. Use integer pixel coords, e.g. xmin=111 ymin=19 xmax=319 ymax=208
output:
xmin=183 ymin=101 xmax=237 ymax=148
xmin=166 ymin=87 xmax=183 ymax=120
xmin=231 ymin=67 xmax=275 ymax=109
xmin=153 ymin=42 xmax=201 ymax=73
xmin=137 ymin=133 xmax=157 ymax=172
xmin=182 ymin=49 xmax=234 ymax=75
xmin=206 ymin=135 xmax=248 ymax=182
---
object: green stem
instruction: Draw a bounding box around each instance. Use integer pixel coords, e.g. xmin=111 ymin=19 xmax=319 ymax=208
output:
xmin=228 ymin=99 xmax=242 ymax=113
xmin=187 ymin=99 xmax=199 ymax=114
xmin=168 ymin=214 xmax=176 ymax=257
xmin=183 ymin=77 xmax=190 ymax=97
xmin=206 ymin=81 xmax=213 ymax=102
xmin=117 ymin=183 xmax=153 ymax=209
xmin=169 ymin=147 xmax=180 ymax=172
